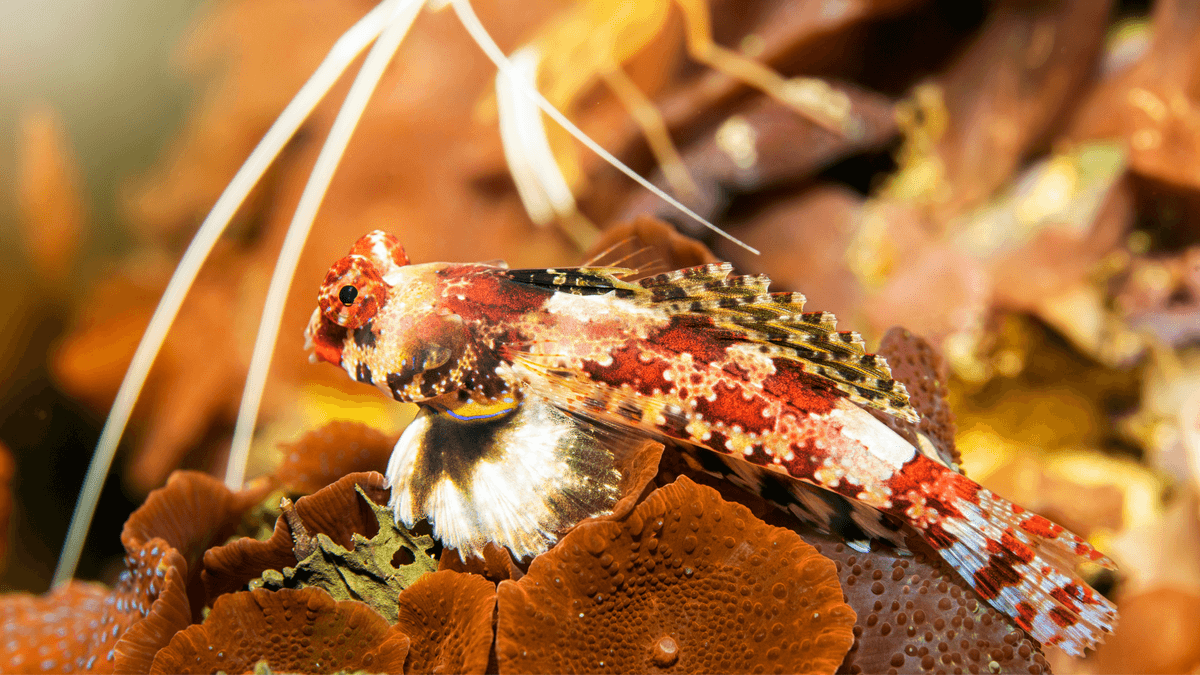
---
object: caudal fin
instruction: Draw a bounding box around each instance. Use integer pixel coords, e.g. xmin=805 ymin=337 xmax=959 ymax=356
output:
xmin=925 ymin=476 xmax=1117 ymax=657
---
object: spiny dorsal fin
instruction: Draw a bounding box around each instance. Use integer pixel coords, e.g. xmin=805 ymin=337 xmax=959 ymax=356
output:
xmin=636 ymin=265 xmax=918 ymax=424
xmin=503 ymin=263 xmax=918 ymax=423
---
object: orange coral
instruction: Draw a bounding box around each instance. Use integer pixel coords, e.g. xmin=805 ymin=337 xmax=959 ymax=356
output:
xmin=0 ymin=538 xmax=189 ymax=674
xmin=439 ymin=542 xmax=525 ymax=583
xmin=121 ymin=470 xmax=270 ymax=618
xmin=149 ymin=587 xmax=409 ymax=674
xmin=275 ymin=421 xmax=398 ymax=494
xmin=496 ymin=475 xmax=855 ymax=674
xmin=395 ymin=571 xmax=496 ymax=675
xmin=121 ymin=470 xmax=267 ymax=564
xmin=811 ymin=532 xmax=1049 ymax=675
xmin=584 ymin=216 xmax=718 ymax=274
xmin=596 ymin=439 xmax=666 ymax=523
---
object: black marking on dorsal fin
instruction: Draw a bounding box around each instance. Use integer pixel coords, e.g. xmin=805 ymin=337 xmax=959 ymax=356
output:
xmin=500 ymin=267 xmax=639 ymax=297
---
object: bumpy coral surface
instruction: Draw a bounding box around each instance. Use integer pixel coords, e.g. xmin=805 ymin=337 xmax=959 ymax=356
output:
xmin=0 ymin=538 xmax=189 ymax=674
xmin=149 ymin=587 xmax=410 ymax=674
xmin=395 ymin=571 xmax=496 ymax=675
xmin=496 ymin=476 xmax=856 ymax=674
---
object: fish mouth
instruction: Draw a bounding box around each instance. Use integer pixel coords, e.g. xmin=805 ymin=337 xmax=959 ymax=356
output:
xmin=304 ymin=307 xmax=347 ymax=365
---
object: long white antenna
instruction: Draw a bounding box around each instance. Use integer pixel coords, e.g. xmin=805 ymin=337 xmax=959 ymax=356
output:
xmin=52 ymin=0 xmax=398 ymax=588
xmin=223 ymin=0 xmax=424 ymax=491
xmin=448 ymin=0 xmax=759 ymax=256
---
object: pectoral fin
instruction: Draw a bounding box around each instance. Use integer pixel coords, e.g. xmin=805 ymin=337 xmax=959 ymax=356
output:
xmin=385 ymin=394 xmax=631 ymax=560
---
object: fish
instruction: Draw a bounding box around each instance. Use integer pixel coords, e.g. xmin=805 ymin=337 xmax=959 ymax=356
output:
xmin=304 ymin=229 xmax=1118 ymax=656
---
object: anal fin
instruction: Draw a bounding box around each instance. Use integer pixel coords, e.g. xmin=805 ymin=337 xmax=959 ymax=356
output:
xmin=675 ymin=443 xmax=909 ymax=551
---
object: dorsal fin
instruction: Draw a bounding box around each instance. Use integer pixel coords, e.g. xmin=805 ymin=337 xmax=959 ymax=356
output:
xmin=503 ymin=263 xmax=918 ymax=424
xmin=634 ymin=265 xmax=918 ymax=424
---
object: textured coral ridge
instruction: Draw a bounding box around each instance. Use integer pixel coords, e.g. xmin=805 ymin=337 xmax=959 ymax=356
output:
xmin=0 ymin=471 xmax=266 ymax=674
xmin=0 ymin=539 xmax=188 ymax=674
xmin=394 ymin=571 xmax=496 ymax=674
xmin=496 ymin=476 xmax=857 ymax=674
xmin=149 ymin=587 xmax=410 ymax=674
xmin=816 ymin=531 xmax=1052 ymax=675
xmin=307 ymin=231 xmax=1117 ymax=656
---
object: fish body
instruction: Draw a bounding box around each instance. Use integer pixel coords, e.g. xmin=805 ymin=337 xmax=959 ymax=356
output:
xmin=305 ymin=230 xmax=1116 ymax=655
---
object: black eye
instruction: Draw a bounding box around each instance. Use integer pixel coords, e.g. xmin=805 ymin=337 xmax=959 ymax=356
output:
xmin=339 ymin=285 xmax=358 ymax=305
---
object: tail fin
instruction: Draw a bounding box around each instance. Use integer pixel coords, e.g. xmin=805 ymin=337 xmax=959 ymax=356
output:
xmin=925 ymin=473 xmax=1117 ymax=657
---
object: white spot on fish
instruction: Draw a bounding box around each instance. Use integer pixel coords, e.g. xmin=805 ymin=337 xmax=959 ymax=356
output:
xmin=829 ymin=399 xmax=916 ymax=468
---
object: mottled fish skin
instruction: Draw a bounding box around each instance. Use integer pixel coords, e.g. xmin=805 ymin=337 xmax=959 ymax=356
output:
xmin=305 ymin=230 xmax=1117 ymax=657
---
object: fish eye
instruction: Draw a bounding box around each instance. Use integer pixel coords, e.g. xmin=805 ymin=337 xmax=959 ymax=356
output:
xmin=318 ymin=254 xmax=387 ymax=329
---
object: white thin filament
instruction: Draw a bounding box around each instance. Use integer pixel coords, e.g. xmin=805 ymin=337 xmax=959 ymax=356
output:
xmin=449 ymin=0 xmax=759 ymax=256
xmin=496 ymin=45 xmax=576 ymax=225
xmin=52 ymin=0 xmax=401 ymax=588
xmin=223 ymin=0 xmax=425 ymax=491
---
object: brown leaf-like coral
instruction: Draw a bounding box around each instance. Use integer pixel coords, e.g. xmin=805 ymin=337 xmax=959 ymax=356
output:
xmin=598 ymin=439 xmax=667 ymax=523
xmin=925 ymin=0 xmax=1113 ymax=223
xmin=584 ymin=216 xmax=717 ymax=274
xmin=111 ymin=539 xmax=193 ymax=674
xmin=122 ymin=470 xmax=270 ymax=619
xmin=668 ymin=463 xmax=1052 ymax=675
xmin=619 ymin=87 xmax=898 ymax=224
xmin=439 ymin=542 xmax=525 ymax=583
xmin=1068 ymin=0 xmax=1200 ymax=192
xmin=395 ymin=571 xmax=496 ymax=675
xmin=122 ymin=470 xmax=264 ymax=566
xmin=496 ymin=475 xmax=855 ymax=674
xmin=149 ymin=587 xmax=409 ymax=674
xmin=0 ymin=537 xmax=189 ymax=675
xmin=275 ymin=421 xmax=398 ymax=494
xmin=201 ymin=471 xmax=433 ymax=609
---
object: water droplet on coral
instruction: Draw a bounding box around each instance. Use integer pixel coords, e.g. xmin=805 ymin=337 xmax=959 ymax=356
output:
xmin=650 ymin=636 xmax=679 ymax=667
